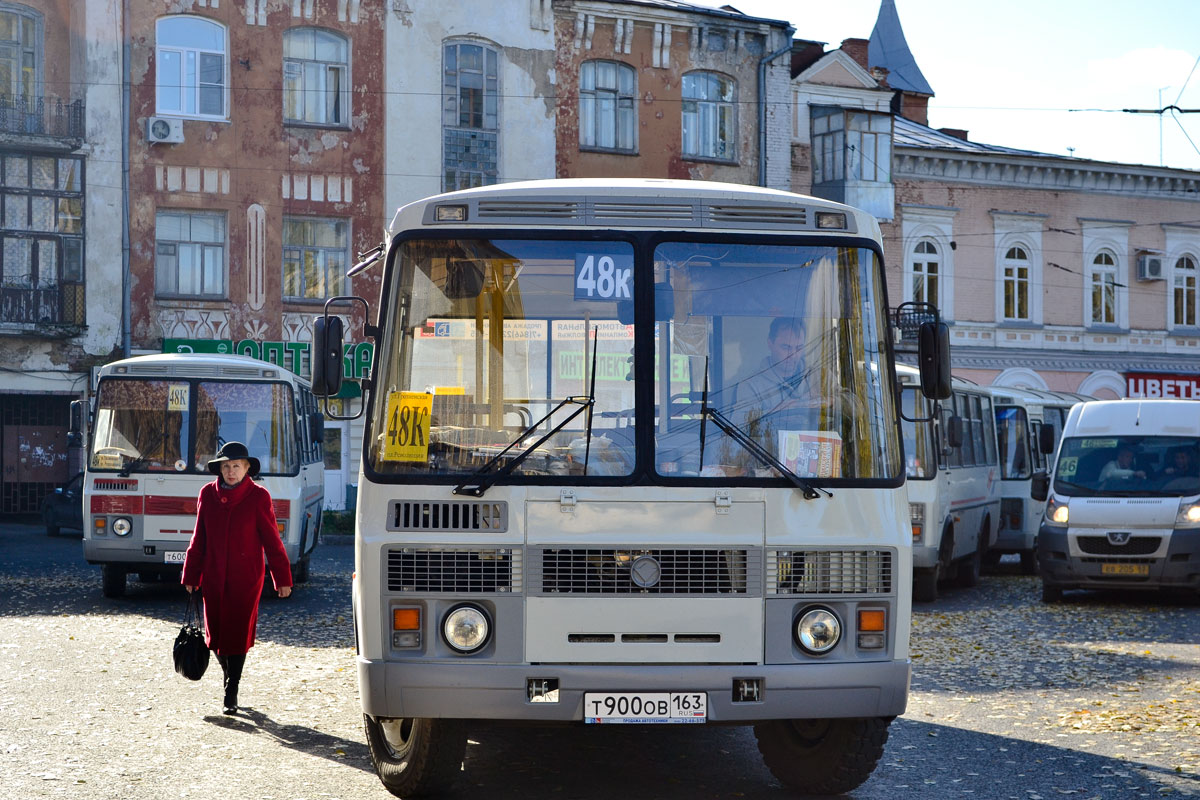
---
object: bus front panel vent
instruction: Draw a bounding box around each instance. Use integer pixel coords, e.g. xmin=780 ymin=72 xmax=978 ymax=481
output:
xmin=385 ymin=547 xmax=521 ymax=593
xmin=767 ymin=549 xmax=893 ymax=595
xmin=389 ymin=500 xmax=508 ymax=532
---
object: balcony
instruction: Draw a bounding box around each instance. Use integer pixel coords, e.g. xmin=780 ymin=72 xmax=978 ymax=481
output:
xmin=0 ymin=282 xmax=85 ymax=336
xmin=0 ymin=95 xmax=85 ymax=150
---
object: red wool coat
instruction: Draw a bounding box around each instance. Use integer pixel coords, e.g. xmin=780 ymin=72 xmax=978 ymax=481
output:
xmin=181 ymin=478 xmax=293 ymax=656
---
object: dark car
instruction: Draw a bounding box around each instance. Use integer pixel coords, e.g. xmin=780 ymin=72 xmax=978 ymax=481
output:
xmin=42 ymin=472 xmax=84 ymax=536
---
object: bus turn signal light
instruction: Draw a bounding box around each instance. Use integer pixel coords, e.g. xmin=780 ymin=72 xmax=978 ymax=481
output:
xmin=393 ymin=608 xmax=421 ymax=631
xmin=858 ymin=609 xmax=885 ymax=632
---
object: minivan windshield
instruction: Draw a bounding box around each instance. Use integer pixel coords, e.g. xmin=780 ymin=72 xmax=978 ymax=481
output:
xmin=1054 ymin=435 xmax=1200 ymax=496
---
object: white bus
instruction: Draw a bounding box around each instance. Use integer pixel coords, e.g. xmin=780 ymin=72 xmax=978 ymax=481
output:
xmin=897 ymin=367 xmax=1000 ymax=601
xmin=986 ymin=386 xmax=1089 ymax=573
xmin=79 ymin=353 xmax=326 ymax=597
xmin=315 ymin=178 xmax=950 ymax=798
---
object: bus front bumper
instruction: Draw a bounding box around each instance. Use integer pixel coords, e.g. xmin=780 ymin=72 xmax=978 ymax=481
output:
xmin=357 ymin=658 xmax=910 ymax=722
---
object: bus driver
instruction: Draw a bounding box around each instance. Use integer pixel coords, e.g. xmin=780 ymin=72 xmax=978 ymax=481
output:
xmin=735 ymin=317 xmax=817 ymax=423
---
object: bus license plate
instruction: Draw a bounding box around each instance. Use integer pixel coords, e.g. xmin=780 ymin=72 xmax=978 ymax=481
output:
xmin=1101 ymin=563 xmax=1149 ymax=576
xmin=163 ymin=551 xmax=186 ymax=564
xmin=583 ymin=692 xmax=707 ymax=724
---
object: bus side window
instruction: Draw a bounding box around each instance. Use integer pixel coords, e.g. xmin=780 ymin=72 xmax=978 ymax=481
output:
xmin=959 ymin=393 xmax=977 ymax=466
xmin=978 ymin=395 xmax=996 ymax=465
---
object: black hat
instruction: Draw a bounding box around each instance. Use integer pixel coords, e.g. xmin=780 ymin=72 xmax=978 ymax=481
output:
xmin=207 ymin=441 xmax=260 ymax=478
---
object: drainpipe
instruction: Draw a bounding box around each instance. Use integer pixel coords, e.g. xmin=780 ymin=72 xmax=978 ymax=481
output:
xmin=120 ymin=0 xmax=131 ymax=357
xmin=758 ymin=26 xmax=794 ymax=188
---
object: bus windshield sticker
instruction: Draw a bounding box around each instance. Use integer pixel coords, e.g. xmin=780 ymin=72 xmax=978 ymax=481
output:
xmin=167 ymin=382 xmax=189 ymax=412
xmin=779 ymin=431 xmax=842 ymax=478
xmin=574 ymin=251 xmax=633 ymax=301
xmin=1058 ymin=456 xmax=1078 ymax=478
xmin=1080 ymin=438 xmax=1116 ymax=449
xmin=381 ymin=391 xmax=433 ymax=462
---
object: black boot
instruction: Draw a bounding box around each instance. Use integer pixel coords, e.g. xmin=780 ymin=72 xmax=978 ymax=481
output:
xmin=222 ymin=654 xmax=245 ymax=714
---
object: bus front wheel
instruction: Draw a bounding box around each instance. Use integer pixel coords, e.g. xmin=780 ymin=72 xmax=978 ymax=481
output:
xmin=364 ymin=715 xmax=466 ymax=798
xmin=754 ymin=717 xmax=890 ymax=796
xmin=101 ymin=565 xmax=126 ymax=598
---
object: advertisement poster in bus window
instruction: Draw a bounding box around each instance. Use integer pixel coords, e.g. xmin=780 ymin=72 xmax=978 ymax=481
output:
xmin=778 ymin=431 xmax=842 ymax=478
xmin=382 ymin=392 xmax=433 ymax=462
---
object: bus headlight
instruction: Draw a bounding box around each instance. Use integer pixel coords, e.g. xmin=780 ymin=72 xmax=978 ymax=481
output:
xmin=112 ymin=517 xmax=132 ymax=537
xmin=442 ymin=604 xmax=490 ymax=653
xmin=1176 ymin=500 xmax=1200 ymax=529
xmin=794 ymin=607 xmax=841 ymax=655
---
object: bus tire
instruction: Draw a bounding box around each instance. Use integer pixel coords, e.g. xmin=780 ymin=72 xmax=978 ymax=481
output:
xmin=754 ymin=716 xmax=890 ymax=797
xmin=364 ymin=715 xmax=466 ymax=798
xmin=292 ymin=556 xmax=310 ymax=584
xmin=101 ymin=565 xmax=126 ymax=598
xmin=1041 ymin=582 xmax=1063 ymax=603
xmin=954 ymin=519 xmax=986 ymax=588
xmin=912 ymin=567 xmax=939 ymax=602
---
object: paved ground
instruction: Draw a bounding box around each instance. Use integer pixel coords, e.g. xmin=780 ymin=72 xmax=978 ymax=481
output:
xmin=0 ymin=520 xmax=1197 ymax=799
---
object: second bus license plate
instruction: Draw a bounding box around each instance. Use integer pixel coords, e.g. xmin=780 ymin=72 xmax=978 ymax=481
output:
xmin=584 ymin=692 xmax=707 ymax=724
xmin=163 ymin=551 xmax=186 ymax=564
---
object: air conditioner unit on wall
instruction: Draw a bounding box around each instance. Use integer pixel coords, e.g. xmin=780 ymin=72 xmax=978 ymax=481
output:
xmin=1136 ymin=253 xmax=1164 ymax=281
xmin=146 ymin=116 xmax=183 ymax=144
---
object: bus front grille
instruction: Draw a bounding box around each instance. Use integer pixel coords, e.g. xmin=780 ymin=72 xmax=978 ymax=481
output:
xmin=388 ymin=500 xmax=508 ymax=532
xmin=533 ymin=548 xmax=754 ymax=595
xmin=385 ymin=547 xmax=521 ymax=593
xmin=767 ymin=550 xmax=893 ymax=595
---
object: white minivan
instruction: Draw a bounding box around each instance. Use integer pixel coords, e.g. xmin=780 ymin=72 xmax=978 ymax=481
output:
xmin=1038 ymin=398 xmax=1200 ymax=601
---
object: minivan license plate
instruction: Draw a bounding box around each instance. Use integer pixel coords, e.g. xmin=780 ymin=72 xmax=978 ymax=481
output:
xmin=1101 ymin=563 xmax=1149 ymax=576
xmin=584 ymin=692 xmax=706 ymax=724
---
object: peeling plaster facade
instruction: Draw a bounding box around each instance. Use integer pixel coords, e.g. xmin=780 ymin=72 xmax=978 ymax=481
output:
xmin=383 ymin=0 xmax=556 ymax=216
xmin=553 ymin=0 xmax=791 ymax=188
xmin=0 ymin=1 xmax=123 ymax=512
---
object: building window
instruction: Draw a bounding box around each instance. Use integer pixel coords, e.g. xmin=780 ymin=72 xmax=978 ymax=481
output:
xmin=681 ymin=71 xmax=735 ymax=161
xmin=1174 ymin=255 xmax=1197 ymax=328
xmin=283 ymin=216 xmax=347 ymax=300
xmin=812 ymin=107 xmax=892 ymax=185
xmin=1088 ymin=250 xmax=1118 ymax=325
xmin=0 ymin=4 xmax=40 ymax=99
xmin=283 ymin=28 xmax=348 ymax=127
xmin=156 ymin=16 xmax=226 ymax=119
xmin=579 ymin=60 xmax=635 ymax=152
xmin=0 ymin=154 xmax=83 ymax=325
xmin=155 ymin=210 xmax=225 ymax=297
xmin=911 ymin=239 xmax=939 ymax=306
xmin=1002 ymin=246 xmax=1030 ymax=321
xmin=442 ymin=41 xmax=498 ymax=191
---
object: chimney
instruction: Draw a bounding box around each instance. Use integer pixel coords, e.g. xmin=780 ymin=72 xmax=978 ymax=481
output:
xmin=938 ymin=128 xmax=970 ymax=141
xmin=840 ymin=38 xmax=869 ymax=70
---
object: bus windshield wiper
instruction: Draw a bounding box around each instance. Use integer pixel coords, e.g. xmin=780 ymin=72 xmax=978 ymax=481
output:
xmin=698 ymin=357 xmax=830 ymax=500
xmin=454 ymin=333 xmax=599 ymax=498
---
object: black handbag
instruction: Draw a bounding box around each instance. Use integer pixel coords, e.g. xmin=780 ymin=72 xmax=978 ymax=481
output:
xmin=173 ymin=592 xmax=210 ymax=681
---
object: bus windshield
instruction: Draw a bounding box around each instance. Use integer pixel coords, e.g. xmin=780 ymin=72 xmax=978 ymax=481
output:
xmin=1055 ymin=435 xmax=1200 ymax=496
xmin=369 ymin=237 xmax=899 ymax=481
xmin=90 ymin=378 xmax=298 ymax=474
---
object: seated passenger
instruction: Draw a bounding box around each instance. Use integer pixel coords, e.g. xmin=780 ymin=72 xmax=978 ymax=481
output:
xmin=1161 ymin=448 xmax=1198 ymax=479
xmin=1099 ymin=446 xmax=1146 ymax=483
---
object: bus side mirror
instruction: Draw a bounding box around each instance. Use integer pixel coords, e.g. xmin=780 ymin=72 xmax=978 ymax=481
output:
xmin=311 ymin=315 xmax=344 ymax=397
xmin=1039 ymin=424 xmax=1056 ymax=455
xmin=917 ymin=321 xmax=951 ymax=400
xmin=308 ymin=412 xmax=325 ymax=445
xmin=68 ymin=399 xmax=84 ymax=446
xmin=1031 ymin=470 xmax=1050 ymax=503
xmin=945 ymin=415 xmax=964 ymax=449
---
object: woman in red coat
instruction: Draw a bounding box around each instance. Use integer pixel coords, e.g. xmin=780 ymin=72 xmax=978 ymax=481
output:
xmin=182 ymin=441 xmax=293 ymax=715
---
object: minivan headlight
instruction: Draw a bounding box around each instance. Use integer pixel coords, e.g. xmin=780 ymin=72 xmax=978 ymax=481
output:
xmin=1045 ymin=496 xmax=1068 ymax=526
xmin=1176 ymin=500 xmax=1200 ymax=529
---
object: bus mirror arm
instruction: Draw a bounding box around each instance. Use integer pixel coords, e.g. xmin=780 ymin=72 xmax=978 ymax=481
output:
xmin=313 ymin=295 xmax=373 ymax=421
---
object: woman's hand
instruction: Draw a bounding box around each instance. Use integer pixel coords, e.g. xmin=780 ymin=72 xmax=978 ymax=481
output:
xmin=184 ymin=584 xmax=197 ymax=593
xmin=277 ymin=586 xmax=292 ymax=598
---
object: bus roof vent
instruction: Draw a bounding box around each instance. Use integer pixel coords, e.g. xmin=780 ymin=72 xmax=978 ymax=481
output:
xmin=126 ymin=365 xmax=170 ymax=376
xmin=590 ymin=201 xmax=697 ymax=224
xmin=706 ymin=204 xmax=808 ymax=229
xmin=219 ymin=365 xmax=268 ymax=378
xmin=476 ymin=200 xmax=582 ymax=222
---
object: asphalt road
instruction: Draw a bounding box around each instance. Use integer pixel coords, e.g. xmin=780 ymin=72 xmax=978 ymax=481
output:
xmin=1 ymin=520 xmax=1197 ymax=800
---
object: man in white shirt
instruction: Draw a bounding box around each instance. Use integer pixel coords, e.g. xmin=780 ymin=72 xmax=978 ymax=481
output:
xmin=1099 ymin=446 xmax=1146 ymax=483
